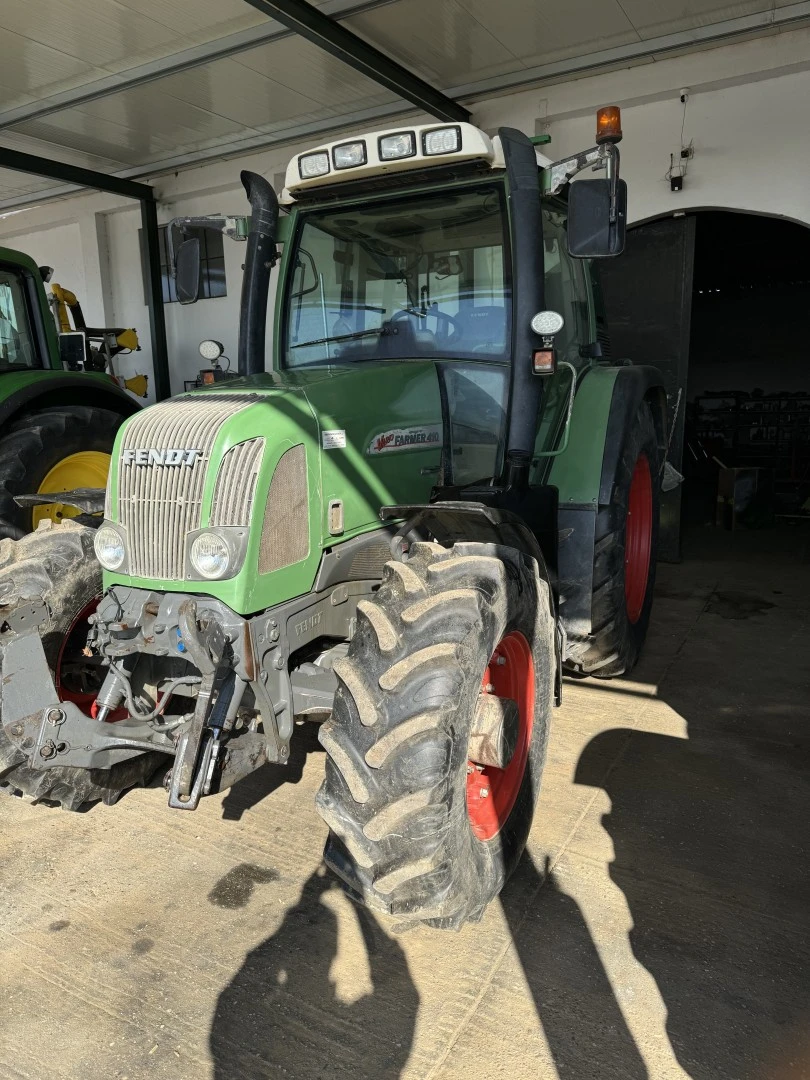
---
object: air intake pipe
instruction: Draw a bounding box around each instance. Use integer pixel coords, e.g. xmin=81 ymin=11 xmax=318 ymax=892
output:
xmin=238 ymin=171 xmax=279 ymax=377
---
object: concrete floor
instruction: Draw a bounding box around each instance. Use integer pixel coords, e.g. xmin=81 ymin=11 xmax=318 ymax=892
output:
xmin=1 ymin=525 xmax=809 ymax=1080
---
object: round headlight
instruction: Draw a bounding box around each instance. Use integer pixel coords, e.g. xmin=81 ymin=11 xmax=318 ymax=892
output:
xmin=198 ymin=339 xmax=224 ymax=362
xmin=190 ymin=532 xmax=230 ymax=579
xmin=530 ymin=310 xmax=565 ymax=337
xmin=94 ymin=525 xmax=125 ymax=571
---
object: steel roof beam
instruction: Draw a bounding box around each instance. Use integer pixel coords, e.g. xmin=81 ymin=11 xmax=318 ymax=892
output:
xmin=0 ymin=146 xmax=155 ymax=200
xmin=0 ymin=0 xmax=398 ymax=132
xmin=240 ymin=0 xmax=469 ymax=123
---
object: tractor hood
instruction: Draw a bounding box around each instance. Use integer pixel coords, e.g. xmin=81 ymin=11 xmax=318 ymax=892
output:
xmin=102 ymin=361 xmax=443 ymax=616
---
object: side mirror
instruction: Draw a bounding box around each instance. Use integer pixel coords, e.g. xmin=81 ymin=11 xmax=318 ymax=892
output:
xmin=567 ymin=178 xmax=627 ymax=258
xmin=175 ymin=237 xmax=201 ymax=305
xmin=58 ymin=331 xmax=86 ymax=371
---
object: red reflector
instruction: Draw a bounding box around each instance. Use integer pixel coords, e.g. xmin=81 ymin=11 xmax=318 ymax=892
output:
xmin=202 ymin=371 xmax=215 ymax=384
xmin=533 ymin=349 xmax=556 ymax=374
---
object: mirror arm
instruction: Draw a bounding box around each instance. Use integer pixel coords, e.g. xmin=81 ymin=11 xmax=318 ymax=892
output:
xmin=545 ymin=143 xmax=617 ymax=196
xmin=604 ymin=144 xmax=621 ymax=225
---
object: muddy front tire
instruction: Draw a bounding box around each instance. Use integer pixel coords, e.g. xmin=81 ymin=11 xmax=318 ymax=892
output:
xmin=0 ymin=521 xmax=160 ymax=808
xmin=315 ymin=541 xmax=556 ymax=930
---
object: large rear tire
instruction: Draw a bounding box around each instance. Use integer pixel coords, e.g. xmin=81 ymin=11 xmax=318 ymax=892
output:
xmin=315 ymin=541 xmax=556 ymax=930
xmin=0 ymin=521 xmax=161 ymax=808
xmin=565 ymin=399 xmax=661 ymax=678
xmin=0 ymin=406 xmax=123 ymax=533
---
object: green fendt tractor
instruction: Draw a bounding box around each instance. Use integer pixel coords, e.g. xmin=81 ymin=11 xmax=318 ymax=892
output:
xmin=0 ymin=108 xmax=665 ymax=929
xmin=0 ymin=249 xmax=140 ymax=536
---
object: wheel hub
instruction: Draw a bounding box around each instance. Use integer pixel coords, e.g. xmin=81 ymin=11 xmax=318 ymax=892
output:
xmin=33 ymin=451 xmax=111 ymax=527
xmin=466 ymin=630 xmax=534 ymax=842
xmin=55 ymin=597 xmax=106 ymax=716
xmin=625 ymin=453 xmax=653 ymax=625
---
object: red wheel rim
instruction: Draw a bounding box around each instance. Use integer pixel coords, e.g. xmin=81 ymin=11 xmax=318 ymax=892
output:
xmin=466 ymin=630 xmax=534 ymax=842
xmin=625 ymin=453 xmax=653 ymax=624
xmin=55 ymin=597 xmax=102 ymax=716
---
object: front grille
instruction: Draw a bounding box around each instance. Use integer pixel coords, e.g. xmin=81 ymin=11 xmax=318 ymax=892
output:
xmin=210 ymin=438 xmax=264 ymax=527
xmin=116 ymin=397 xmax=252 ymax=579
xmin=259 ymin=444 xmax=309 ymax=574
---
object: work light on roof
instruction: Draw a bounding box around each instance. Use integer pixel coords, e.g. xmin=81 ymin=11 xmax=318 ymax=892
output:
xmin=423 ymin=126 xmax=461 ymax=155
xmin=333 ymin=140 xmax=367 ymax=169
xmin=379 ymin=131 xmax=416 ymax=160
xmin=298 ymin=151 xmax=330 ymax=179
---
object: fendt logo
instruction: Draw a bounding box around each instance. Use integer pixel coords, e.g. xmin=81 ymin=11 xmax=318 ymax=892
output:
xmin=121 ymin=448 xmax=203 ymax=467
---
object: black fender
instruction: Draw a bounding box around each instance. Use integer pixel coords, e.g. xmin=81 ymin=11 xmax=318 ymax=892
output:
xmin=556 ymin=364 xmax=666 ymax=645
xmin=0 ymin=373 xmax=140 ymax=431
xmin=381 ymin=501 xmax=555 ymax=591
xmin=599 ymin=365 xmax=667 ymax=505
xmin=380 ymin=500 xmax=563 ymax=703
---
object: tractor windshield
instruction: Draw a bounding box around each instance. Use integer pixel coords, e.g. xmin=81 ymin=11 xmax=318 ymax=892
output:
xmin=283 ymin=183 xmax=510 ymax=367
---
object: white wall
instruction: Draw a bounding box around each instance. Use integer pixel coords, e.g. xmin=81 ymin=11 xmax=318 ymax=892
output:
xmin=475 ymin=25 xmax=810 ymax=227
xmin=2 ymin=24 xmax=809 ymax=398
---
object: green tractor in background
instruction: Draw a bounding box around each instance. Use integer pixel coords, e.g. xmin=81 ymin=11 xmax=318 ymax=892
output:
xmin=0 ymin=108 xmax=666 ymax=929
xmin=0 ymin=247 xmax=140 ymax=536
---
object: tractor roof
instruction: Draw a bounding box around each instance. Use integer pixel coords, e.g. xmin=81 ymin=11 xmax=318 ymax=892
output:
xmin=281 ymin=121 xmax=501 ymax=204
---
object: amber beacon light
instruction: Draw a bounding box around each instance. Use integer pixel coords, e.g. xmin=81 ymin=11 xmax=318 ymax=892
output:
xmin=596 ymin=105 xmax=623 ymax=144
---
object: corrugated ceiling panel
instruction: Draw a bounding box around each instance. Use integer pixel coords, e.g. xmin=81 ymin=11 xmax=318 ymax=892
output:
xmin=12 ymin=94 xmax=245 ymax=166
xmin=0 ymin=0 xmax=269 ymax=110
xmin=453 ymin=0 xmax=641 ymax=69
xmin=233 ymin=35 xmax=399 ymax=111
xmin=6 ymin=33 xmax=399 ymax=171
xmin=621 ymin=0 xmax=799 ymax=37
xmin=0 ymin=30 xmax=99 ymax=102
xmin=150 ymin=57 xmax=328 ymax=129
xmin=345 ymin=0 xmax=525 ymax=86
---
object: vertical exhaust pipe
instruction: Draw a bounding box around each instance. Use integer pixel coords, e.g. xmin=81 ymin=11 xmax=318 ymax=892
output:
xmin=238 ymin=171 xmax=280 ymax=377
xmin=498 ymin=128 xmax=547 ymax=491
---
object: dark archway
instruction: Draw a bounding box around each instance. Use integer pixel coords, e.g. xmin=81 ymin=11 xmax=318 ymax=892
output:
xmin=597 ymin=210 xmax=810 ymax=557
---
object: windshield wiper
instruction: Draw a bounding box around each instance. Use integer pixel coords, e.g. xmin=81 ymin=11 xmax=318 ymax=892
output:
xmin=291 ymin=326 xmax=388 ymax=349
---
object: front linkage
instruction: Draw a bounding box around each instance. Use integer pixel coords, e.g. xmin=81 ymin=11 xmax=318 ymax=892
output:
xmin=1 ymin=576 xmax=374 ymax=809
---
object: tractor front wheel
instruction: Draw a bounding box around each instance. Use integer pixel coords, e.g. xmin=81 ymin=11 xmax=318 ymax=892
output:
xmin=0 ymin=406 xmax=123 ymax=534
xmin=0 ymin=522 xmax=161 ymax=808
xmin=315 ymin=541 xmax=556 ymax=930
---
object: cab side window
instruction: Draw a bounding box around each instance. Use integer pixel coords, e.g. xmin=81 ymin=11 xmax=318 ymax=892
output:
xmin=0 ymin=268 xmax=37 ymax=369
xmin=542 ymin=209 xmax=590 ymax=366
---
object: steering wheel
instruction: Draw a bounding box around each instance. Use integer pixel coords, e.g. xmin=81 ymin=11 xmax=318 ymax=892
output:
xmin=390 ymin=307 xmax=462 ymax=348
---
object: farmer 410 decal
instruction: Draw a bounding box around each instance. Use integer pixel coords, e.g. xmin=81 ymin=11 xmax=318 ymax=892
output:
xmin=368 ymin=424 xmax=442 ymax=454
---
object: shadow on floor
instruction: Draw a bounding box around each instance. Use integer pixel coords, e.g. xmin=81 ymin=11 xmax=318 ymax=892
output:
xmin=221 ymin=721 xmax=324 ymax=821
xmin=209 ymin=867 xmax=419 ymax=1079
xmin=574 ymin=574 xmax=810 ymax=1079
xmin=211 ymin=534 xmax=810 ymax=1080
xmin=501 ymin=852 xmax=649 ymax=1079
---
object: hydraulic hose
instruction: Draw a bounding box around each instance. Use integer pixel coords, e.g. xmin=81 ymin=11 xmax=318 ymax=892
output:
xmin=238 ymin=171 xmax=280 ymax=377
xmin=103 ymin=661 xmax=201 ymax=722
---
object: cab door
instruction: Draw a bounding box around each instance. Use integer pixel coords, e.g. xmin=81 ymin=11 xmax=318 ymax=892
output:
xmin=531 ymin=205 xmax=593 ymax=481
